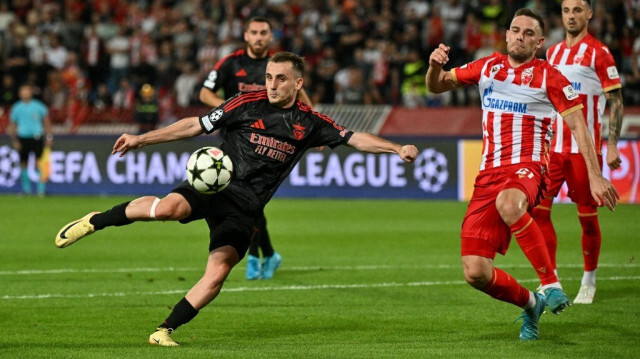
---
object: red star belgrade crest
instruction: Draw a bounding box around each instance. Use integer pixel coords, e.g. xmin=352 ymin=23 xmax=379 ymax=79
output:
xmin=292 ymin=123 xmax=306 ymax=140
xmin=521 ymin=67 xmax=533 ymax=86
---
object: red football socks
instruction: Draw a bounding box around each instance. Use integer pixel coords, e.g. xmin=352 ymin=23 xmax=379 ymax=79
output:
xmin=511 ymin=212 xmax=558 ymax=286
xmin=578 ymin=205 xmax=601 ymax=272
xmin=533 ymin=198 xmax=557 ymax=269
xmin=481 ymin=267 xmax=530 ymax=307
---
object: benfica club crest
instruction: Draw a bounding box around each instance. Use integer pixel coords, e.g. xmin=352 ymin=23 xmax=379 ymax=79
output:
xmin=573 ymin=54 xmax=584 ymax=64
xmin=292 ymin=123 xmax=306 ymax=140
xmin=521 ymin=67 xmax=533 ymax=86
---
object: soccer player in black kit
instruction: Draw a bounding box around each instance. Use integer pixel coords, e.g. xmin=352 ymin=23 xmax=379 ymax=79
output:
xmin=200 ymin=17 xmax=313 ymax=280
xmin=54 ymin=52 xmax=419 ymax=346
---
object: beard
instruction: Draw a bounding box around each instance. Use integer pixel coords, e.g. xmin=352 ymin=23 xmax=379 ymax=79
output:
xmin=507 ymin=46 xmax=534 ymax=63
xmin=248 ymin=42 xmax=268 ymax=58
xmin=566 ymin=26 xmax=584 ymax=36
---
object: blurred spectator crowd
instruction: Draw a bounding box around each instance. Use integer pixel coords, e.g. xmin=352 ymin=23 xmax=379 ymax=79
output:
xmin=0 ymin=0 xmax=638 ymax=130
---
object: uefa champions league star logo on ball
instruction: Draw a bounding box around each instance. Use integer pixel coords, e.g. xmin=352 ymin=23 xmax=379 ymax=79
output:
xmin=413 ymin=148 xmax=449 ymax=193
xmin=0 ymin=145 xmax=21 ymax=188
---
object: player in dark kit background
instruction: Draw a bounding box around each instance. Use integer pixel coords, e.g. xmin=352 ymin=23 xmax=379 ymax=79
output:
xmin=54 ymin=52 xmax=419 ymax=346
xmin=200 ymin=16 xmax=313 ymax=280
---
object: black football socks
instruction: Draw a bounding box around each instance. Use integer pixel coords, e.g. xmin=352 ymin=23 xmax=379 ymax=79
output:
xmin=159 ymin=297 xmax=199 ymax=330
xmin=248 ymin=236 xmax=260 ymax=257
xmin=257 ymin=216 xmax=274 ymax=257
xmin=89 ymin=201 xmax=133 ymax=230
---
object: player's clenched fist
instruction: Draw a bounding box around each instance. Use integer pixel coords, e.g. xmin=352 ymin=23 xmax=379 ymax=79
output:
xmin=400 ymin=145 xmax=419 ymax=163
xmin=429 ymin=44 xmax=450 ymax=67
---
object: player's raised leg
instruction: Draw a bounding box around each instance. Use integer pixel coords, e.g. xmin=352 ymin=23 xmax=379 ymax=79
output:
xmin=497 ymin=186 xmax=570 ymax=314
xmin=55 ymin=193 xmax=192 ymax=248
xmin=54 ymin=212 xmax=101 ymax=248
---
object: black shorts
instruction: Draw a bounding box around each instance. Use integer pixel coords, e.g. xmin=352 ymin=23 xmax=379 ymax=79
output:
xmin=171 ymin=180 xmax=259 ymax=259
xmin=18 ymin=137 xmax=44 ymax=163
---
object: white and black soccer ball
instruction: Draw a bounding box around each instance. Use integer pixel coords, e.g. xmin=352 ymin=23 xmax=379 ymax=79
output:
xmin=186 ymin=147 xmax=233 ymax=194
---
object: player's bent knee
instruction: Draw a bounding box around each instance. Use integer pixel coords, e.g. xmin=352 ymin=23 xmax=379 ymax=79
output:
xmin=463 ymin=268 xmax=490 ymax=289
xmin=153 ymin=197 xmax=191 ymax=220
xmin=495 ymin=193 xmax=526 ymax=225
xmin=462 ymin=256 xmax=492 ymax=289
xmin=495 ymin=197 xmax=516 ymax=217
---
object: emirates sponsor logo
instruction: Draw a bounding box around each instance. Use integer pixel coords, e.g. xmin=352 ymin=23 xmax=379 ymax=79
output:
xmin=250 ymin=133 xmax=296 ymax=162
xmin=238 ymin=82 xmax=266 ymax=92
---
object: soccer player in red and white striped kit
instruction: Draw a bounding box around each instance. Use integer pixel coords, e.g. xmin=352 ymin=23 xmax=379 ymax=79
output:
xmin=426 ymin=8 xmax=618 ymax=340
xmin=533 ymin=0 xmax=624 ymax=305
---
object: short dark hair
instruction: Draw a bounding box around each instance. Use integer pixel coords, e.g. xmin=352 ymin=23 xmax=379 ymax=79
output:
xmin=269 ymin=52 xmax=305 ymax=77
xmin=513 ymin=8 xmax=545 ymax=33
xmin=245 ymin=16 xmax=272 ymax=31
xmin=563 ymin=0 xmax=591 ymax=6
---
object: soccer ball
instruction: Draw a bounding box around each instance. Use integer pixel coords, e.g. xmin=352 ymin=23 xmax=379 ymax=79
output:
xmin=186 ymin=147 xmax=233 ymax=193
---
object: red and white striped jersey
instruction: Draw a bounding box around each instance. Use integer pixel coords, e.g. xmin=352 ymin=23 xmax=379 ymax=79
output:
xmin=546 ymin=34 xmax=622 ymax=154
xmin=452 ymin=52 xmax=583 ymax=172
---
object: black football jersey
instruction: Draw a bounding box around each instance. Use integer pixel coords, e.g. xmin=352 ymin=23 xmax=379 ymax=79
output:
xmin=199 ymin=90 xmax=353 ymax=211
xmin=202 ymin=49 xmax=270 ymax=99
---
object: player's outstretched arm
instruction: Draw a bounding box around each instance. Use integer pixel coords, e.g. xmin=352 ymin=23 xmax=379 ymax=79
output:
xmin=347 ymin=132 xmax=418 ymax=163
xmin=425 ymin=43 xmax=458 ymax=94
xmin=563 ymin=110 xmax=620 ymax=210
xmin=605 ymin=88 xmax=624 ymax=170
xmin=112 ymin=117 xmax=204 ymax=157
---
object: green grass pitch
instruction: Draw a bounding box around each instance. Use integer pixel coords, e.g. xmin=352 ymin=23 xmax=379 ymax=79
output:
xmin=1 ymin=195 xmax=638 ymax=358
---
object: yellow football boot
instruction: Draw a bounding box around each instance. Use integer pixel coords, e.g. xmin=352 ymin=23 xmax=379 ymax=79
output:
xmin=148 ymin=328 xmax=179 ymax=347
xmin=55 ymin=212 xmax=99 ymax=248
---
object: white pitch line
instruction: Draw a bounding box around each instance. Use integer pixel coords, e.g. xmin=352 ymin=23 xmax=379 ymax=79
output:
xmin=2 ymin=276 xmax=640 ymax=301
xmin=0 ymin=263 xmax=637 ymax=276
xmin=0 ymin=267 xmax=201 ymax=275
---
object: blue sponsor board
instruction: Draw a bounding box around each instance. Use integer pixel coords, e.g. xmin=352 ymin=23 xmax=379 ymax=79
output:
xmin=0 ymin=136 xmax=458 ymax=199
xmin=277 ymin=141 xmax=458 ymax=199
xmin=0 ymin=136 xmax=199 ymax=195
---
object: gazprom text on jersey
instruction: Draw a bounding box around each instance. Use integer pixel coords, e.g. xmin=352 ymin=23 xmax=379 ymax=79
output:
xmin=483 ymin=97 xmax=528 ymax=114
